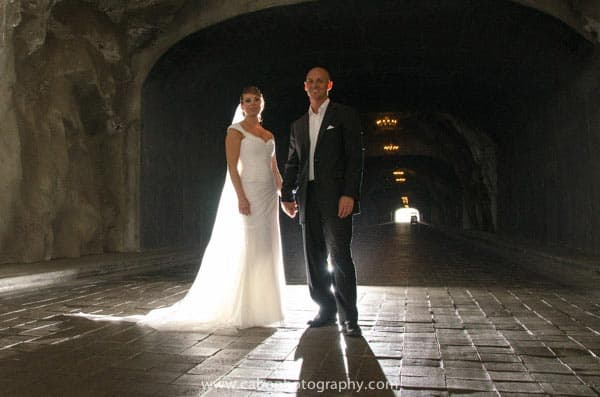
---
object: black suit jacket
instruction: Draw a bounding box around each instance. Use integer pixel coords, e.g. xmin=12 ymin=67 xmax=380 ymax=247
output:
xmin=282 ymin=101 xmax=364 ymax=224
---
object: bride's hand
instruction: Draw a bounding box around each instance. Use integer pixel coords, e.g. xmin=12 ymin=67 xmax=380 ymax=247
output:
xmin=238 ymin=197 xmax=250 ymax=215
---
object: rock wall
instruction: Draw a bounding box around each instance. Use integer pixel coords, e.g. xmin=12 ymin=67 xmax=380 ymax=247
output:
xmin=2 ymin=1 xmax=124 ymax=261
xmin=0 ymin=0 xmax=300 ymax=264
xmin=0 ymin=0 xmax=22 ymax=263
xmin=0 ymin=0 xmax=187 ymax=263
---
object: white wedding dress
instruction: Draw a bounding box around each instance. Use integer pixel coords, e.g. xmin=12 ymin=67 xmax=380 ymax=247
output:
xmin=73 ymin=122 xmax=286 ymax=331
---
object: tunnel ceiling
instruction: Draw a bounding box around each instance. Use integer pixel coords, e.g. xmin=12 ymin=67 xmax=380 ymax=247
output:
xmin=150 ymin=0 xmax=593 ymax=140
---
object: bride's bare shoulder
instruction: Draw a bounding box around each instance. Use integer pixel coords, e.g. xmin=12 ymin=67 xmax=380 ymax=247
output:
xmin=227 ymin=126 xmax=245 ymax=139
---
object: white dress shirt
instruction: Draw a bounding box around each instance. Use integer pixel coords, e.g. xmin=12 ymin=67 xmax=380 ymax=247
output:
xmin=308 ymin=98 xmax=330 ymax=181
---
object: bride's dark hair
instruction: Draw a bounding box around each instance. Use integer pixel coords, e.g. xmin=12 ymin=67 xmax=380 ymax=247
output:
xmin=240 ymin=86 xmax=265 ymax=121
xmin=240 ymin=86 xmax=263 ymax=101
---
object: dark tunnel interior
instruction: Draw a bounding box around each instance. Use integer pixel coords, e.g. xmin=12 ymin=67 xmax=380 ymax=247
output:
xmin=140 ymin=0 xmax=600 ymax=276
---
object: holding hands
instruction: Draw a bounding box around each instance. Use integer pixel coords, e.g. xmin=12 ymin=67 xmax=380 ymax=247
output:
xmin=281 ymin=196 xmax=353 ymax=219
xmin=281 ymin=201 xmax=298 ymax=218
xmin=337 ymin=196 xmax=354 ymax=218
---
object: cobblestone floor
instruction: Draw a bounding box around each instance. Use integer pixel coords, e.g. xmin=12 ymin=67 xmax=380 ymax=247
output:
xmin=0 ymin=224 xmax=599 ymax=396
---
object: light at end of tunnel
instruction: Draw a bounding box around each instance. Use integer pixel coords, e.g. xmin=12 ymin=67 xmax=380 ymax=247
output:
xmin=394 ymin=207 xmax=420 ymax=223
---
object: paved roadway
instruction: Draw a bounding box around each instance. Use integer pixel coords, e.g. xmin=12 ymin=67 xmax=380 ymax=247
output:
xmin=0 ymin=223 xmax=599 ymax=396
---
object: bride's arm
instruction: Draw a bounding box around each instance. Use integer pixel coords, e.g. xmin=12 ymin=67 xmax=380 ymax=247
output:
xmin=271 ymin=154 xmax=282 ymax=195
xmin=225 ymin=128 xmax=250 ymax=215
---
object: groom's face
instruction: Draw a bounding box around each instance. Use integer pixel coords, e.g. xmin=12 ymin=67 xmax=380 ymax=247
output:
xmin=304 ymin=68 xmax=333 ymax=103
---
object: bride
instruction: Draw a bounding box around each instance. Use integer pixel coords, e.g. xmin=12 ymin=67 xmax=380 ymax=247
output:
xmin=74 ymin=86 xmax=286 ymax=331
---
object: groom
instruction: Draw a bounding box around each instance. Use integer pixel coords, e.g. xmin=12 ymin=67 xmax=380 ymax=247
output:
xmin=281 ymin=66 xmax=364 ymax=337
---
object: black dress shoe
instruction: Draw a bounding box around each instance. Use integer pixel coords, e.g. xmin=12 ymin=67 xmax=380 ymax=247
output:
xmin=342 ymin=321 xmax=362 ymax=337
xmin=307 ymin=315 xmax=337 ymax=328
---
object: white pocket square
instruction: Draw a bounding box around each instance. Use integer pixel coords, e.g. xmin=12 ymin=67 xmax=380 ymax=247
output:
xmin=326 ymin=125 xmax=335 ymax=130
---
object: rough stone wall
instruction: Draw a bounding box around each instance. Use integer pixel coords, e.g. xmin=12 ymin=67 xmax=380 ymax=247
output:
xmin=0 ymin=1 xmax=22 ymax=263
xmin=2 ymin=1 xmax=125 ymax=261
xmin=0 ymin=0 xmax=188 ymax=263
xmin=441 ymin=114 xmax=498 ymax=231
xmin=0 ymin=0 xmax=304 ymax=264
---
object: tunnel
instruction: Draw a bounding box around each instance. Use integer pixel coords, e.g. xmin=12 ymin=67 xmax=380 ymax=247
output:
xmin=0 ymin=0 xmax=598 ymax=272
xmin=137 ymin=0 xmax=599 ymax=281
xmin=1 ymin=1 xmax=600 ymax=395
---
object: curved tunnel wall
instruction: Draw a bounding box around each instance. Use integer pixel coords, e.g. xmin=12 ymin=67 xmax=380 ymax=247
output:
xmin=497 ymin=54 xmax=600 ymax=251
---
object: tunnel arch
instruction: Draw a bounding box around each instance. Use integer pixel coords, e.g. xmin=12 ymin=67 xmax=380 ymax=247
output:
xmin=134 ymin=0 xmax=598 ymax=259
xmin=132 ymin=0 xmax=597 ymax=85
